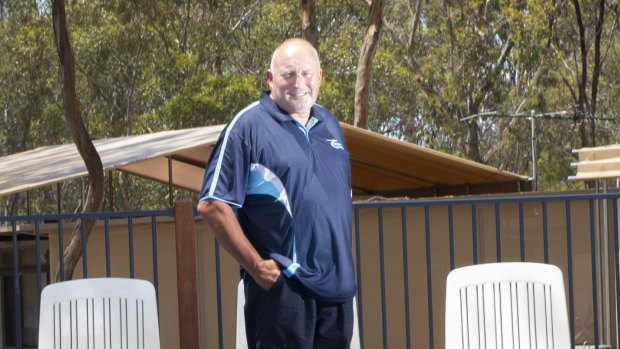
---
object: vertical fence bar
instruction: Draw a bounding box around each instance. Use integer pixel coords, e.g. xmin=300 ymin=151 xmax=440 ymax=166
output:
xmin=542 ymin=201 xmax=549 ymax=264
xmin=495 ymin=202 xmax=501 ymax=262
xmin=471 ymin=204 xmax=478 ymax=264
xmin=128 ymin=216 xmax=135 ymax=278
xmin=602 ymin=184 xmax=611 ymax=346
xmin=589 ymin=199 xmax=600 ymax=347
xmin=401 ymin=207 xmax=411 ymax=349
xmin=35 ymin=220 xmax=42 ymax=306
xmin=448 ymin=205 xmax=454 ymax=271
xmin=81 ymin=219 xmax=88 ymax=278
xmin=12 ymin=221 xmax=22 ymax=349
xmin=58 ymin=220 xmax=64 ymax=281
xmin=151 ymin=215 xmax=160 ymax=303
xmin=215 ymin=240 xmax=223 ymax=349
xmin=566 ymin=200 xmax=575 ymax=348
xmin=354 ymin=207 xmax=364 ymax=349
xmin=425 ymin=206 xmax=434 ymax=349
xmin=104 ymin=217 xmax=111 ymax=277
xmin=377 ymin=208 xmax=388 ymax=349
xmin=612 ymin=198 xmax=619 ymax=348
xmin=519 ymin=201 xmax=525 ymax=261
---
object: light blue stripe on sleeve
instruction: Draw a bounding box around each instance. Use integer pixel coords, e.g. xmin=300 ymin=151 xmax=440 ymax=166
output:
xmin=198 ymin=195 xmax=243 ymax=208
xmin=208 ymin=101 xmax=259 ymax=197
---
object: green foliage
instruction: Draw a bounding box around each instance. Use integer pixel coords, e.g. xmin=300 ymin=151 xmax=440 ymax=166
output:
xmin=2 ymin=0 xmax=620 ymax=216
xmin=137 ymin=73 xmax=260 ymax=131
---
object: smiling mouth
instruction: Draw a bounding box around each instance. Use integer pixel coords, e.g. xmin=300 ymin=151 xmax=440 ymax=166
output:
xmin=289 ymin=91 xmax=310 ymax=97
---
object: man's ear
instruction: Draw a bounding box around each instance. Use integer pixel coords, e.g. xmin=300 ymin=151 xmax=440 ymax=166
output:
xmin=266 ymin=69 xmax=274 ymax=84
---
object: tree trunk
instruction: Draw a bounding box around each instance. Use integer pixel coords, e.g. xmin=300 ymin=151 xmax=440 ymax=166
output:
xmin=52 ymin=0 xmax=104 ymax=281
xmin=572 ymin=0 xmax=596 ymax=149
xmin=465 ymin=118 xmax=482 ymax=163
xmin=588 ymin=0 xmax=605 ymax=147
xmin=301 ymin=0 xmax=319 ymax=47
xmin=461 ymin=39 xmax=512 ymax=163
xmin=353 ymin=0 xmax=385 ymax=129
xmin=407 ymin=0 xmax=424 ymax=52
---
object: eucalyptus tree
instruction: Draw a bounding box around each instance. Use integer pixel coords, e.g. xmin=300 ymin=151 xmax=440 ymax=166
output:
xmin=359 ymin=1 xmax=596 ymax=185
xmin=353 ymin=0 xmax=385 ymax=129
xmin=0 ymin=1 xmax=61 ymax=216
xmin=52 ymin=0 xmax=104 ymax=280
xmin=301 ymin=0 xmax=319 ymax=46
xmin=4 ymin=0 xmax=618 ymax=216
xmin=550 ymin=0 xmax=618 ymax=149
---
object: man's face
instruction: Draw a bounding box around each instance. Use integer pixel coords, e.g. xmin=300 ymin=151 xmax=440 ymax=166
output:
xmin=267 ymin=42 xmax=322 ymax=118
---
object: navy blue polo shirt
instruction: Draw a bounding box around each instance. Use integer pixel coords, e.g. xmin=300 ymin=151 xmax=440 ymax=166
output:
xmin=199 ymin=91 xmax=356 ymax=302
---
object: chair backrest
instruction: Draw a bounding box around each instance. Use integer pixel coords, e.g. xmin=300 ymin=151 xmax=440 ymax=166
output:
xmin=236 ymin=279 xmax=361 ymax=349
xmin=445 ymin=262 xmax=571 ymax=349
xmin=38 ymin=277 xmax=160 ymax=349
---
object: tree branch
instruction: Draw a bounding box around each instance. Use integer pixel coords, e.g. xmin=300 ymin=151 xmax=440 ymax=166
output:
xmin=572 ymin=0 xmax=588 ymax=112
xmin=74 ymin=62 xmax=121 ymax=122
xmin=470 ymin=38 xmax=513 ymax=114
xmin=590 ymin=0 xmax=605 ymax=117
xmin=407 ymin=0 xmax=424 ymax=53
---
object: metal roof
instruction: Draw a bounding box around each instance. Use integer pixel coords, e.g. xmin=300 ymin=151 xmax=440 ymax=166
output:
xmin=0 ymin=124 xmax=530 ymax=199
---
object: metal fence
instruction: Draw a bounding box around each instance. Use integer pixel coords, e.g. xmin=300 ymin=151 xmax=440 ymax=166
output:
xmin=0 ymin=208 xmax=174 ymax=349
xmin=2 ymin=192 xmax=620 ymax=348
xmin=351 ymin=192 xmax=620 ymax=349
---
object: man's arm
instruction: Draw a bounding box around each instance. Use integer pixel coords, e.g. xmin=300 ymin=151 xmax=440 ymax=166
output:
xmin=197 ymin=199 xmax=281 ymax=291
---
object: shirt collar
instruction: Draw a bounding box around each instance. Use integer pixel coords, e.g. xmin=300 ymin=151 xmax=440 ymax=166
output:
xmin=259 ymin=90 xmax=323 ymax=125
xmin=306 ymin=117 xmax=319 ymax=130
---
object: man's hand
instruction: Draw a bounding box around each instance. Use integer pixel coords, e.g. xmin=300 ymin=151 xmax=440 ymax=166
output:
xmin=198 ymin=199 xmax=282 ymax=292
xmin=251 ymin=258 xmax=282 ymax=291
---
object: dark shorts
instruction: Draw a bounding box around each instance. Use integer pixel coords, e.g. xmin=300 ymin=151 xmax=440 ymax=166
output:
xmin=243 ymin=273 xmax=354 ymax=349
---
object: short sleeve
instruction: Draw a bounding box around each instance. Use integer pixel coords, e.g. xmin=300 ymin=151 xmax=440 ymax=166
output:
xmin=199 ymin=126 xmax=250 ymax=208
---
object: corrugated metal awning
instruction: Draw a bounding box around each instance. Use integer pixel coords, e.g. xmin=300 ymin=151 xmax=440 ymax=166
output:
xmin=0 ymin=125 xmax=225 ymax=196
xmin=0 ymin=123 xmax=530 ymax=199
xmin=341 ymin=123 xmax=530 ymax=196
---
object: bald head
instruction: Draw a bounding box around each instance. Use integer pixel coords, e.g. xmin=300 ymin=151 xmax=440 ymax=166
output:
xmin=266 ymin=38 xmax=323 ymax=123
xmin=270 ymin=38 xmax=321 ymax=72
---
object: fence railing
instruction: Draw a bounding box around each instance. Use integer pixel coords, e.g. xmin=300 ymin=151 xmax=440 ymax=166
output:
xmin=2 ymin=192 xmax=619 ymax=348
xmin=351 ymin=192 xmax=620 ymax=349
xmin=0 ymin=208 xmax=174 ymax=349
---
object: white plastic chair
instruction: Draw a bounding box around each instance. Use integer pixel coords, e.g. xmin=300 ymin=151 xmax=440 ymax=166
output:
xmin=38 ymin=277 xmax=160 ymax=349
xmin=236 ymin=280 xmax=361 ymax=349
xmin=445 ymin=262 xmax=571 ymax=349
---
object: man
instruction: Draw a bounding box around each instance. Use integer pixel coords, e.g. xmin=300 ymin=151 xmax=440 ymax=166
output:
xmin=197 ymin=38 xmax=356 ymax=348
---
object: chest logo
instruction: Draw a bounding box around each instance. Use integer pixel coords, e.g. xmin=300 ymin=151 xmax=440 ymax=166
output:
xmin=326 ymin=139 xmax=344 ymax=150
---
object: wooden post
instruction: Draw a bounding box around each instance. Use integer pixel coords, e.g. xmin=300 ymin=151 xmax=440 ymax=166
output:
xmin=174 ymin=201 xmax=200 ymax=348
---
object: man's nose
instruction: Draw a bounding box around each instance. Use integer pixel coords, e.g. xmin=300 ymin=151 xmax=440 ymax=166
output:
xmin=293 ymin=73 xmax=304 ymax=87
